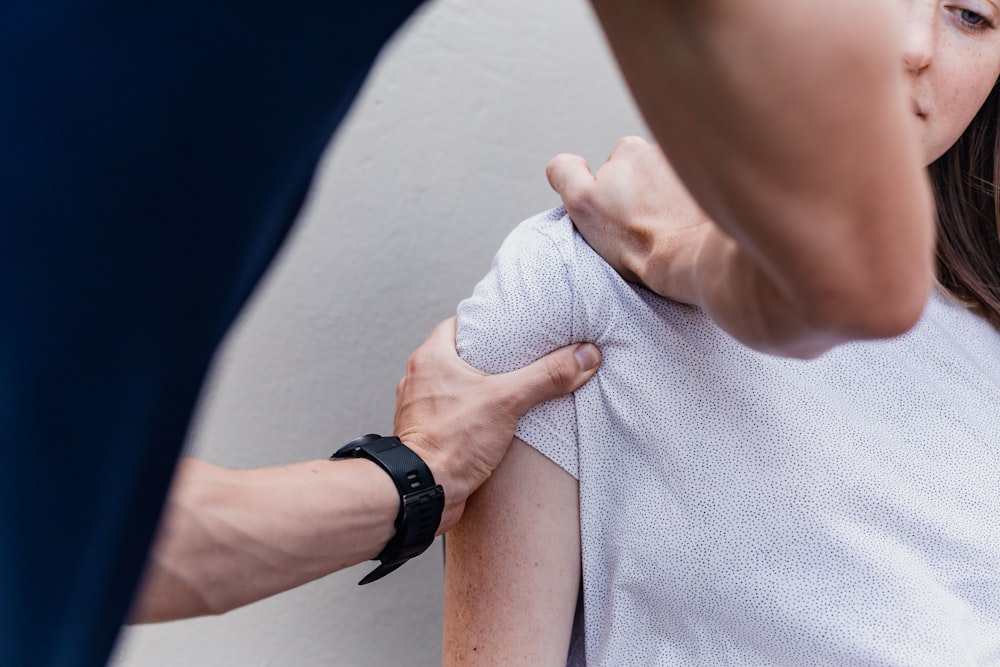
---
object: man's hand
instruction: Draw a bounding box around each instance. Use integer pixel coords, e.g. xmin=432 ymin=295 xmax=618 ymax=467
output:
xmin=547 ymin=135 xmax=712 ymax=304
xmin=133 ymin=321 xmax=597 ymax=623
xmin=394 ymin=317 xmax=600 ymax=533
xmin=550 ymin=133 xmax=931 ymax=359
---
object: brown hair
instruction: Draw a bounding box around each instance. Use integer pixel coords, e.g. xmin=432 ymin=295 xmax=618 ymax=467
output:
xmin=928 ymin=80 xmax=1000 ymax=329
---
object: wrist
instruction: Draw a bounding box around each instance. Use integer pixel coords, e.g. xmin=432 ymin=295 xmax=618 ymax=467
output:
xmin=637 ymin=221 xmax=717 ymax=306
xmin=395 ymin=432 xmax=469 ymax=534
xmin=689 ymin=224 xmax=738 ymax=310
xmin=332 ymin=434 xmax=445 ymax=584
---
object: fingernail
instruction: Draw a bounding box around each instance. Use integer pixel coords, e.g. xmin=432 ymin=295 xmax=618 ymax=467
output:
xmin=574 ymin=343 xmax=600 ymax=371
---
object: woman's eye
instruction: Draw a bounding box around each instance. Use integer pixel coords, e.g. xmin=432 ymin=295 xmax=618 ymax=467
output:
xmin=958 ymin=8 xmax=988 ymax=29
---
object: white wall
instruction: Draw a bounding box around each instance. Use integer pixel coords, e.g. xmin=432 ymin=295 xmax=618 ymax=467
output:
xmin=112 ymin=0 xmax=645 ymax=664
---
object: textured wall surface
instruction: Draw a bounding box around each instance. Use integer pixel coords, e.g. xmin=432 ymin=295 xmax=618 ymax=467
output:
xmin=112 ymin=0 xmax=645 ymax=664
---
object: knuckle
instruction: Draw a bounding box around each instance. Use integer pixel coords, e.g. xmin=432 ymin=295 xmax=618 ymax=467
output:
xmin=611 ymin=135 xmax=642 ymax=156
xmin=544 ymin=356 xmax=576 ymax=393
xmin=411 ymin=339 xmax=437 ymax=367
xmin=406 ymin=349 xmax=424 ymax=376
xmin=546 ymin=153 xmax=569 ymax=179
xmin=611 ymin=136 xmax=632 ymax=153
xmin=611 ymin=136 xmax=653 ymax=164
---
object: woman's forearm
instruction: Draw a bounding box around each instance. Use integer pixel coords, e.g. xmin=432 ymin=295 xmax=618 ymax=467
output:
xmin=131 ymin=457 xmax=397 ymax=623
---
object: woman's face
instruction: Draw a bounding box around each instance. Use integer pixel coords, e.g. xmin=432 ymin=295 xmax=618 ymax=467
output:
xmin=905 ymin=1 xmax=1000 ymax=165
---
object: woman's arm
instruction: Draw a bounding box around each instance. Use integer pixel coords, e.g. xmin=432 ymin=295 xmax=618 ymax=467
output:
xmin=444 ymin=437 xmax=581 ymax=666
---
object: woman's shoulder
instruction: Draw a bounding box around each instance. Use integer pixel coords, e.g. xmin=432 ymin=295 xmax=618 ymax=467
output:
xmin=494 ymin=206 xmax=578 ymax=265
xmin=456 ymin=208 xmax=582 ymax=375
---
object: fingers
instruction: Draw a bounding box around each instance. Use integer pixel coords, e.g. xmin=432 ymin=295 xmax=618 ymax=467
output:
xmin=498 ymin=342 xmax=601 ymax=415
xmin=547 ymin=153 xmax=594 ymax=212
xmin=400 ymin=316 xmax=600 ymax=434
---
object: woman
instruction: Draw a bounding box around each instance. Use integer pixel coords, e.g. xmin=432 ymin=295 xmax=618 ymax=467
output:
xmin=446 ymin=3 xmax=1000 ymax=665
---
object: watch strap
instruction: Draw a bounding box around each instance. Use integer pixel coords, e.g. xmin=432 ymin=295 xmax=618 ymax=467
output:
xmin=331 ymin=434 xmax=444 ymax=585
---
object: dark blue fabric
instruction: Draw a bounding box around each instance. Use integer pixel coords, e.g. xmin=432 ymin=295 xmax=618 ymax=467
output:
xmin=0 ymin=2 xmax=426 ymax=665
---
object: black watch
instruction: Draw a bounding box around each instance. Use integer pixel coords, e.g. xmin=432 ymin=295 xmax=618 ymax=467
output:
xmin=331 ymin=434 xmax=445 ymax=585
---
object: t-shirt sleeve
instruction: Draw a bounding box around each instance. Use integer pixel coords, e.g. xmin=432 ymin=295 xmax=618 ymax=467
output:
xmin=456 ymin=208 xmax=581 ymax=479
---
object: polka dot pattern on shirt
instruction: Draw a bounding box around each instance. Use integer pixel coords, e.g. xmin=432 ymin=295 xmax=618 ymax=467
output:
xmin=457 ymin=208 xmax=1000 ymax=666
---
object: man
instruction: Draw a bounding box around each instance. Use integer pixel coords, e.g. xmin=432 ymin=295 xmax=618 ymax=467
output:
xmin=0 ymin=1 xmax=930 ymax=665
xmin=556 ymin=0 xmax=933 ymax=358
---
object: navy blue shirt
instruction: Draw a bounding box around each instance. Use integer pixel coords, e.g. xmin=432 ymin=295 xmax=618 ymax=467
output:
xmin=0 ymin=2 xmax=425 ymax=664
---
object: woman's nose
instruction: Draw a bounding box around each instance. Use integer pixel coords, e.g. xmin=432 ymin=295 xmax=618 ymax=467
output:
xmin=902 ymin=12 xmax=935 ymax=72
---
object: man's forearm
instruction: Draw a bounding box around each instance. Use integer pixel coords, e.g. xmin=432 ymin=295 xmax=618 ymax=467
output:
xmin=132 ymin=321 xmax=600 ymax=623
xmin=691 ymin=226 xmax=864 ymax=358
xmin=591 ymin=0 xmax=935 ymax=346
xmin=131 ymin=457 xmax=398 ymax=623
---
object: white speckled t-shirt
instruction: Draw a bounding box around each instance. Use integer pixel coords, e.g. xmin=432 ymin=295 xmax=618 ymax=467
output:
xmin=456 ymin=208 xmax=1000 ymax=666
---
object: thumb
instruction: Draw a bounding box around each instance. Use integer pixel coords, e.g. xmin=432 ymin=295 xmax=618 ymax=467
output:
xmin=498 ymin=342 xmax=601 ymax=416
xmin=546 ymin=153 xmax=594 ymax=211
